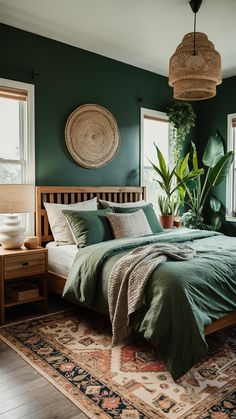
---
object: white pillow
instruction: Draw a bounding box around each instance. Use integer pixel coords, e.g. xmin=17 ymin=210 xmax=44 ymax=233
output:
xmin=44 ymin=198 xmax=97 ymax=244
xmin=107 ymin=210 xmax=152 ymax=239
xmin=99 ymin=199 xmax=146 ymax=208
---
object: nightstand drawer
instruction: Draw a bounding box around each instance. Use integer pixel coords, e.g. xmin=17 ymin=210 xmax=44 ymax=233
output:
xmin=4 ymin=253 xmax=46 ymax=279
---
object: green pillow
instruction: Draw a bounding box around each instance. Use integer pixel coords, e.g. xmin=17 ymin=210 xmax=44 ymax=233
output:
xmin=112 ymin=203 xmax=163 ymax=234
xmin=62 ymin=208 xmax=114 ymax=248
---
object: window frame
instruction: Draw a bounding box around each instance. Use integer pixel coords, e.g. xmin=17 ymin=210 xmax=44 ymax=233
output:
xmin=140 ymin=107 xmax=170 ymax=186
xmin=226 ymin=113 xmax=236 ymax=222
xmin=0 ymin=78 xmax=35 ymax=233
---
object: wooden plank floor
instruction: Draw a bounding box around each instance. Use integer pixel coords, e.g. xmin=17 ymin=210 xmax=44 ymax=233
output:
xmin=0 ymin=295 xmax=88 ymax=419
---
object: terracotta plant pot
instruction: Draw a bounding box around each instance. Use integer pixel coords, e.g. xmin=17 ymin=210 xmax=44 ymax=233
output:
xmin=159 ymin=215 xmax=174 ymax=229
xmin=173 ymin=216 xmax=182 ymax=228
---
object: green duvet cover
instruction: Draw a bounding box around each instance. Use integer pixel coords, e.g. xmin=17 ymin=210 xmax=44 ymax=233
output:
xmin=63 ymin=229 xmax=236 ymax=380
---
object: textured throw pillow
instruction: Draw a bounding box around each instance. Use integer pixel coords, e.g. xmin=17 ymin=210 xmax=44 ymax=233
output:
xmin=62 ymin=208 xmax=114 ymax=248
xmin=107 ymin=210 xmax=152 ymax=239
xmin=112 ymin=203 xmax=163 ymax=234
xmin=44 ymin=198 xmax=97 ymax=244
xmin=99 ymin=199 xmax=146 ymax=209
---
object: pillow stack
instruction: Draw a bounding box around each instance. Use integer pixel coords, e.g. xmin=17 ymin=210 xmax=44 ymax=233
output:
xmin=44 ymin=198 xmax=97 ymax=244
xmin=62 ymin=208 xmax=113 ymax=248
xmin=99 ymin=199 xmax=163 ymax=235
xmin=44 ymin=197 xmax=163 ymax=249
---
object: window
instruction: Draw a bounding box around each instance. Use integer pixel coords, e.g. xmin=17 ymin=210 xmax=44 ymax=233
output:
xmin=141 ymin=108 xmax=170 ymax=212
xmin=0 ymin=79 xmax=35 ymax=233
xmin=226 ymin=113 xmax=236 ymax=221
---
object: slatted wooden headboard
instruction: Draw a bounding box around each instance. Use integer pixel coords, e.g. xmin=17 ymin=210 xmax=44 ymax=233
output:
xmin=36 ymin=186 xmax=146 ymax=246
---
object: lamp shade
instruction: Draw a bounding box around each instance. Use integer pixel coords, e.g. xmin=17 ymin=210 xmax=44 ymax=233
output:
xmin=169 ymin=32 xmax=222 ymax=100
xmin=0 ymin=184 xmax=35 ymax=213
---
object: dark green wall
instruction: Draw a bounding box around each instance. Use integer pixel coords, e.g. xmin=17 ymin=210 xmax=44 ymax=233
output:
xmin=1 ymin=23 xmax=174 ymax=187
xmin=196 ymin=76 xmax=236 ymax=235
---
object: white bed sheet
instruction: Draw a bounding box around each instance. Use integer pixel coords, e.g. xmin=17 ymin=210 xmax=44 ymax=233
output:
xmin=46 ymin=242 xmax=78 ymax=278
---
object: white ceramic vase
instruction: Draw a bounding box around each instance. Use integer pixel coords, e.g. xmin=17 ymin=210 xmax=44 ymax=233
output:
xmin=0 ymin=214 xmax=25 ymax=249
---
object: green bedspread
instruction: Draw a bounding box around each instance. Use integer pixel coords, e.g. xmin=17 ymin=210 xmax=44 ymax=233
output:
xmin=63 ymin=229 xmax=236 ymax=380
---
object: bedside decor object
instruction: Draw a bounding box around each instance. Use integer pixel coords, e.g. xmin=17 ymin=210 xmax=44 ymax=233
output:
xmin=169 ymin=0 xmax=222 ymax=100
xmin=0 ymin=246 xmax=47 ymax=324
xmin=24 ymin=236 xmax=39 ymax=249
xmin=65 ymin=104 xmax=120 ymax=168
xmin=0 ymin=184 xmax=35 ymax=249
xmin=5 ymin=282 xmax=39 ymax=302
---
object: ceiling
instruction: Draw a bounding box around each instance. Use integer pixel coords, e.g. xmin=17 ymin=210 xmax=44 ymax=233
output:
xmin=1 ymin=0 xmax=236 ymax=78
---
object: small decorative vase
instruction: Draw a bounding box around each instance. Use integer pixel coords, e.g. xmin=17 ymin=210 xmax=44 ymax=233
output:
xmin=159 ymin=215 xmax=174 ymax=229
xmin=24 ymin=236 xmax=39 ymax=249
xmin=0 ymin=214 xmax=25 ymax=249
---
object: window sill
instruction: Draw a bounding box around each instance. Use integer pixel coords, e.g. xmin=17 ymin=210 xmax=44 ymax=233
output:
xmin=225 ymin=216 xmax=236 ymax=223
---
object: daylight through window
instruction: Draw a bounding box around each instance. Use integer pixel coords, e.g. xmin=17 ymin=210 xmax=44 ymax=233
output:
xmin=227 ymin=114 xmax=236 ymax=220
xmin=141 ymin=109 xmax=170 ymax=213
xmin=0 ymin=79 xmax=35 ymax=233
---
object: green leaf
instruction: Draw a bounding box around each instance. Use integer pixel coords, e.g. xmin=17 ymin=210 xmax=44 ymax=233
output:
xmin=208 ymin=151 xmax=234 ymax=186
xmin=192 ymin=142 xmax=199 ymax=171
xmin=178 ymin=186 xmax=185 ymax=203
xmin=154 ymin=144 xmax=167 ymax=177
xmin=211 ymin=215 xmax=222 ymax=231
xmin=186 ymin=179 xmax=197 ymax=190
xmin=202 ymin=132 xmax=225 ymax=168
xmin=210 ymin=196 xmax=221 ymax=213
xmin=179 ymin=153 xmax=190 ymax=178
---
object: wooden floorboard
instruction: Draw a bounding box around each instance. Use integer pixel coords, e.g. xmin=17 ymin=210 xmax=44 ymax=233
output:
xmin=0 ymin=295 xmax=88 ymax=419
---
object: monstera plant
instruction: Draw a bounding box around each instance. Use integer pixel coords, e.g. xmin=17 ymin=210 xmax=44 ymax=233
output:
xmin=182 ymin=132 xmax=234 ymax=230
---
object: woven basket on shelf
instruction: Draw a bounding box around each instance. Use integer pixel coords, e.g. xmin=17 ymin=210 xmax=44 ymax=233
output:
xmin=169 ymin=32 xmax=222 ymax=101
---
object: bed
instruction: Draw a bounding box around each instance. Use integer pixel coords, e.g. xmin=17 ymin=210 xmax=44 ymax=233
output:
xmin=36 ymin=186 xmax=236 ymax=378
xmin=36 ymin=185 xmax=147 ymax=293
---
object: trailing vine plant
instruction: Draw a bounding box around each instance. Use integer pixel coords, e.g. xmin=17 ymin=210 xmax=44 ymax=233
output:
xmin=167 ymin=102 xmax=196 ymax=164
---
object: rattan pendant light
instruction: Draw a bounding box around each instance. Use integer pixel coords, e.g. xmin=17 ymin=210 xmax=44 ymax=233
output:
xmin=169 ymin=0 xmax=222 ymax=101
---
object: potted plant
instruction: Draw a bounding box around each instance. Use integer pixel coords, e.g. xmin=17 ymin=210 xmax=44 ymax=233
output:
xmin=181 ymin=132 xmax=234 ymax=230
xmin=150 ymin=144 xmax=201 ymax=229
xmin=158 ymin=196 xmax=174 ymax=229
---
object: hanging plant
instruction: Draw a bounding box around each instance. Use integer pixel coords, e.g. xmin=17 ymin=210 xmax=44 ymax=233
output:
xmin=167 ymin=102 xmax=196 ymax=164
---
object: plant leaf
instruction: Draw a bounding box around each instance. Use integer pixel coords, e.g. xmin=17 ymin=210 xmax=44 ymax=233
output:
xmin=186 ymin=179 xmax=197 ymax=190
xmin=179 ymin=153 xmax=190 ymax=178
xmin=202 ymin=132 xmax=225 ymax=168
xmin=192 ymin=142 xmax=199 ymax=171
xmin=149 ymin=160 xmax=164 ymax=180
xmin=178 ymin=186 xmax=185 ymax=203
xmin=210 ymin=196 xmax=221 ymax=213
xmin=211 ymin=215 xmax=222 ymax=231
xmin=208 ymin=151 xmax=234 ymax=186
xmin=154 ymin=144 xmax=167 ymax=177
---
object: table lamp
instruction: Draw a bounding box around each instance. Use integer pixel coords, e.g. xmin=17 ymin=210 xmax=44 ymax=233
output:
xmin=0 ymin=184 xmax=35 ymax=249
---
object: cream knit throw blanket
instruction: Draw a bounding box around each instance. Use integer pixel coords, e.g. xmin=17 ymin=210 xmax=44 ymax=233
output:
xmin=108 ymin=242 xmax=196 ymax=345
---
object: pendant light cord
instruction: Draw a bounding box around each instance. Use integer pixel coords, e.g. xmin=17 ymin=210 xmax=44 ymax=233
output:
xmin=193 ymin=12 xmax=197 ymax=55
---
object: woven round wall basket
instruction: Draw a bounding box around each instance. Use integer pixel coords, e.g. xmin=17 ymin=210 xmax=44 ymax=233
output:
xmin=65 ymin=104 xmax=120 ymax=169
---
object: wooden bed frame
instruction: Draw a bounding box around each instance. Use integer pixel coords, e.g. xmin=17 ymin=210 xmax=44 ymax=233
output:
xmin=36 ymin=185 xmax=236 ymax=336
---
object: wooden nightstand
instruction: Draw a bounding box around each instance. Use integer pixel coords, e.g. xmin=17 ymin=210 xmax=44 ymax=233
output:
xmin=0 ymin=246 xmax=48 ymax=324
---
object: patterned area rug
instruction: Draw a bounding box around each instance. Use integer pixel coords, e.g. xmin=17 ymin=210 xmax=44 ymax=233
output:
xmin=0 ymin=310 xmax=235 ymax=419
